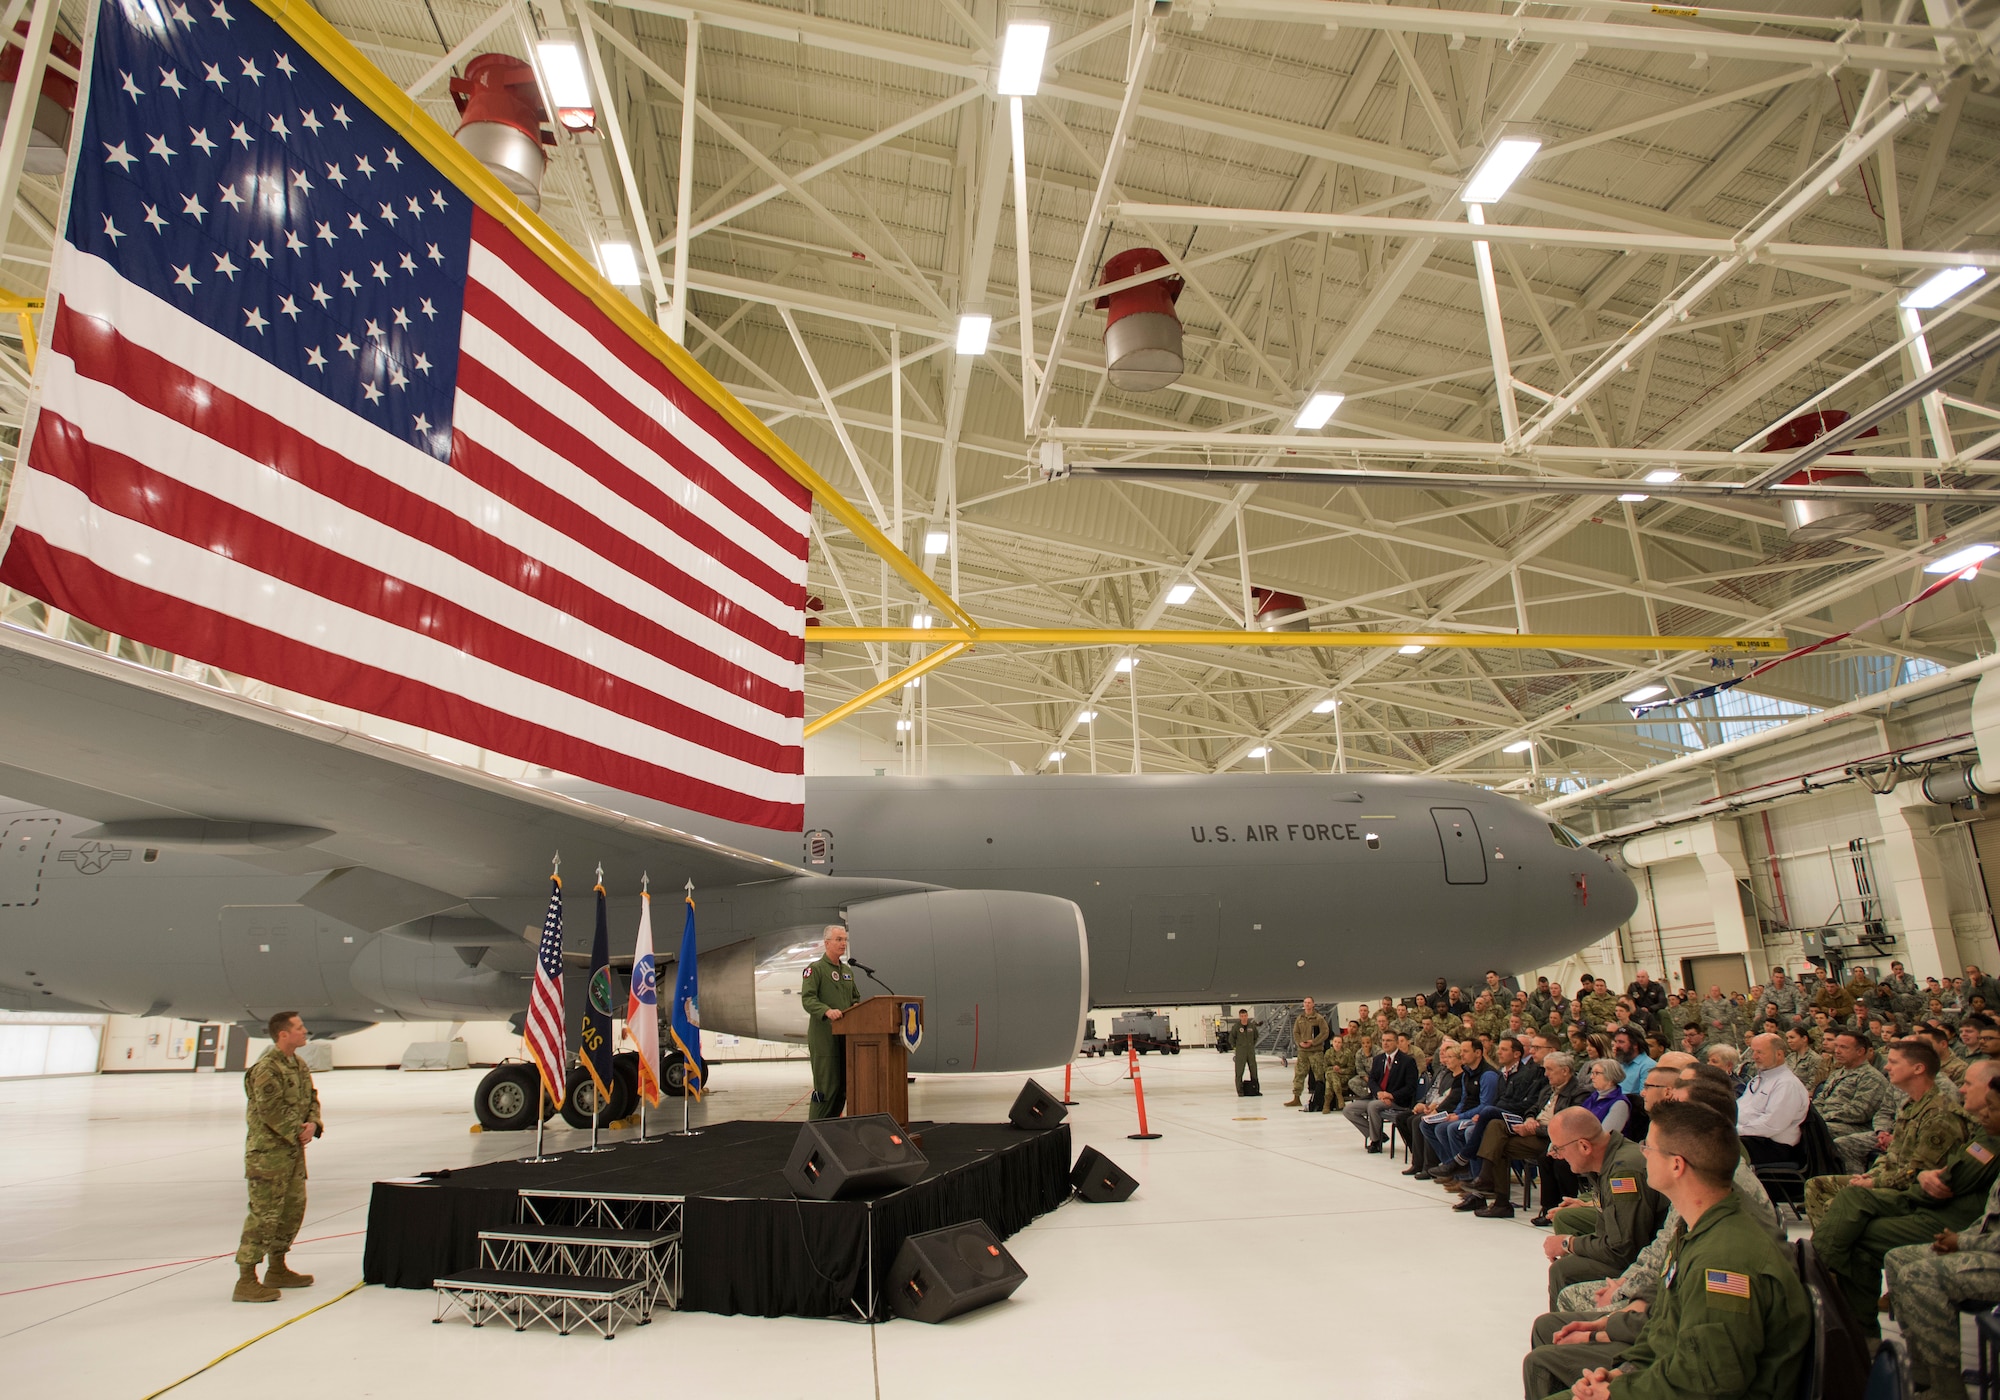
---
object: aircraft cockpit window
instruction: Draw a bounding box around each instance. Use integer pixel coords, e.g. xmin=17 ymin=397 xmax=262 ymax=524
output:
xmin=1548 ymin=824 xmax=1584 ymax=848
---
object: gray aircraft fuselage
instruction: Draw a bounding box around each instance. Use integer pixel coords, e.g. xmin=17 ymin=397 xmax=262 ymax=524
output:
xmin=0 ymin=772 xmax=1634 ymax=1027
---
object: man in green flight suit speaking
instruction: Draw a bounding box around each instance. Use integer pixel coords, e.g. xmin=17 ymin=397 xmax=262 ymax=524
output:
xmin=800 ymin=924 xmax=860 ymax=1120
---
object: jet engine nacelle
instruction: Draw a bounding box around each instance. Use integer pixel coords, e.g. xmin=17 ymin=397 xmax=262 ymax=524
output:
xmin=694 ymin=888 xmax=1088 ymax=1074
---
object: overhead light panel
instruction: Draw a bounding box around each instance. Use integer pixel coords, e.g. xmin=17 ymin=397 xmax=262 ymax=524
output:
xmin=896 ymin=719 xmax=912 ymax=731
xmin=598 ymin=242 xmax=640 ymax=287
xmin=1618 ymin=493 xmax=1648 ymax=503
xmin=1925 ymin=543 xmax=2000 ymax=574
xmin=1398 ymin=644 xmax=1425 ymax=656
xmin=1047 ymin=749 xmax=1067 ymax=762
xmin=1113 ymin=655 xmax=1138 ymax=673
xmin=955 ymin=313 xmax=992 ymax=355
xmin=1247 ymin=746 xmax=1270 ymax=759
xmin=1643 ymin=470 xmax=1681 ymax=484
xmin=911 ymin=612 xmax=932 ymax=629
xmin=1077 ymin=709 xmax=1098 ymax=724
xmin=1312 ymin=698 xmax=1339 ymax=714
xmin=904 ymin=677 xmax=923 ymax=689
xmin=536 ymin=42 xmax=595 ymax=130
xmin=923 ymin=531 xmax=949 ymax=555
xmin=1460 ymin=135 xmax=1542 ymax=204
xmin=1164 ymin=582 xmax=1196 ymax=606
xmin=1901 ymin=266 xmax=1986 ymax=310
xmin=997 ymin=21 xmax=1050 ymax=96
xmin=1621 ymin=684 xmax=1667 ymax=703
xmin=1502 ymin=739 xmax=1534 ymax=754
xmin=1293 ymin=391 xmax=1344 ymax=430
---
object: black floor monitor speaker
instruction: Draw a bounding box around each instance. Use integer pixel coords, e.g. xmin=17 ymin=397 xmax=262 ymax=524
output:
xmin=1007 ymin=1078 xmax=1069 ymax=1131
xmin=784 ymin=1115 xmax=929 ymax=1200
xmin=1070 ymin=1145 xmax=1139 ymax=1203
xmin=887 ymin=1220 xmax=1027 ymax=1323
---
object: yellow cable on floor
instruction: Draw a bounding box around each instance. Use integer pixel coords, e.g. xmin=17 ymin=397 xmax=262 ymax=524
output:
xmin=140 ymin=1280 xmax=366 ymax=1399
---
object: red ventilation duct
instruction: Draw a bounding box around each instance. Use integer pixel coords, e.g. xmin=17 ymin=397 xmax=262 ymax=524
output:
xmin=450 ymin=54 xmax=554 ymax=212
xmin=1763 ymin=410 xmax=1879 ymax=542
xmin=0 ymin=22 xmax=83 ymax=176
xmin=1252 ymin=587 xmax=1309 ymax=632
xmin=1095 ymin=247 xmax=1184 ymax=392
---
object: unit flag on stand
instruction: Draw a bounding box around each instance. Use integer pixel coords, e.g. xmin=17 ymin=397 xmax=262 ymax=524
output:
xmin=670 ymin=884 xmax=705 ymax=1101
xmin=625 ymin=880 xmax=661 ymax=1108
xmin=0 ymin=0 xmax=809 ymax=831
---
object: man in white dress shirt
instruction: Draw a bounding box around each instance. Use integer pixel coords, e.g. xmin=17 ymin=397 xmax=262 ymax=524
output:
xmin=1736 ymin=1032 xmax=1811 ymax=1165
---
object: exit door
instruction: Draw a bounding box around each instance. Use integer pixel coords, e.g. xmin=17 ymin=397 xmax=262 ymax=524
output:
xmin=1431 ymin=807 xmax=1487 ymax=885
xmin=0 ymin=817 xmax=60 ymax=907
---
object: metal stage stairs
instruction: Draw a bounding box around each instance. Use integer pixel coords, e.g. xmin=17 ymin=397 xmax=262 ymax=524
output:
xmin=430 ymin=1197 xmax=682 ymax=1339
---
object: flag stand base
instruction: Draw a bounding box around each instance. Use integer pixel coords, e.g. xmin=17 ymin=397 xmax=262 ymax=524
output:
xmin=522 ymin=1080 xmax=559 ymax=1162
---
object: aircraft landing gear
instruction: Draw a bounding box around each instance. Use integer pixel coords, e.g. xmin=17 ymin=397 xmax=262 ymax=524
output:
xmin=472 ymin=1063 xmax=546 ymax=1132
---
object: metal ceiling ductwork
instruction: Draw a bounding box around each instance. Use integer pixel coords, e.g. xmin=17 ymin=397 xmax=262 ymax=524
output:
xmin=1095 ymin=247 xmax=1184 ymax=391
xmin=1764 ymin=411 xmax=1879 ymax=542
xmin=1924 ymin=672 xmax=2000 ymax=807
xmin=449 ymin=53 xmax=551 ymax=212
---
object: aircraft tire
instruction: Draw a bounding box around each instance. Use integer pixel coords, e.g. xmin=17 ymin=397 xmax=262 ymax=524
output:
xmin=559 ymin=1066 xmax=618 ymax=1129
xmin=472 ymin=1064 xmax=540 ymax=1131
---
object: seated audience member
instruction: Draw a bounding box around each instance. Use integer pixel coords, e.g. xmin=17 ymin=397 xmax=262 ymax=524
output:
xmin=1803 ymin=1036 xmax=1968 ymax=1229
xmin=1817 ymin=1060 xmax=2000 ymax=1355
xmin=1881 ymin=1061 xmax=2000 ymax=1400
xmin=1524 ymin=1072 xmax=1786 ymax=1394
xmin=1815 ymin=1027 xmax=1898 ymax=1172
xmin=1734 ymin=1033 xmax=1809 ymax=1165
xmin=1703 ymin=1042 xmax=1743 ymax=1087
xmin=1539 ymin=1106 xmax=1667 ymax=1309
xmin=1578 ymin=1058 xmax=1630 ymax=1133
xmin=1397 ymin=1041 xmax=1463 ymax=1173
xmin=1419 ymin=1040 xmax=1498 ymax=1171
xmin=1433 ymin=1034 xmax=1546 ymax=1185
xmin=1643 ymin=1029 xmax=1669 ymax=1062
xmin=1524 ymin=1102 xmax=1808 ymax=1400
xmin=1611 ymin=1026 xmax=1654 ymax=1096
xmin=1458 ymin=1048 xmax=1587 ymax=1219
xmin=1341 ymin=1027 xmax=1419 ymax=1151
xmin=1783 ymin=1024 xmax=1825 ymax=1092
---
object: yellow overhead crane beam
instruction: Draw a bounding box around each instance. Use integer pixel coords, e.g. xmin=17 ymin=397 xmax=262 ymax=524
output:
xmin=812 ymin=628 xmax=1790 ymax=651
xmin=801 ymin=628 xmax=1788 ymax=737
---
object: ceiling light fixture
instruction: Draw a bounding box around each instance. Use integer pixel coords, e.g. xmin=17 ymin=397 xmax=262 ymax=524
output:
xmin=1900 ymin=266 xmax=1986 ymax=310
xmin=597 ymin=242 xmax=640 ymax=286
xmin=1398 ymin=644 xmax=1425 ymax=655
xmin=955 ymin=313 xmax=992 ymax=355
xmin=1460 ymin=135 xmax=1542 ymax=204
xmin=1164 ymin=582 xmax=1196 ymax=606
xmin=1293 ymin=391 xmax=1345 ymax=429
xmin=911 ymin=612 xmax=932 ymax=629
xmin=1621 ymin=684 xmax=1667 ymax=703
xmin=923 ymin=531 xmax=949 ymax=555
xmin=997 ymin=21 xmax=1051 ymax=96
xmin=1113 ymin=655 xmax=1138 ymax=673
xmin=1644 ymin=469 xmax=1681 ymax=484
xmin=896 ymin=719 xmax=912 ymax=731
xmin=1312 ymin=698 xmax=1339 ymax=714
xmin=1048 ymin=749 xmax=1067 ymax=762
xmin=1247 ymin=746 xmax=1270 ymax=759
xmin=1924 ymin=543 xmax=2000 ymax=575
xmin=536 ymin=42 xmax=595 ymax=130
xmin=1077 ymin=709 xmax=1098 ymax=724
xmin=1503 ymin=739 xmax=1534 ymax=754
xmin=1618 ymin=492 xmax=1648 ymax=503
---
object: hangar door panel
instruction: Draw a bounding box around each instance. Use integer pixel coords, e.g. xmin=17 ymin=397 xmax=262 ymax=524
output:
xmin=1126 ymin=895 xmax=1220 ymax=997
xmin=221 ymin=905 xmax=330 ymax=1011
xmin=1431 ymin=808 xmax=1487 ymax=885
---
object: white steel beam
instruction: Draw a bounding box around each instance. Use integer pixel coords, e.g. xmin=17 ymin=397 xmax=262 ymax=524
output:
xmin=665 ymin=14 xmax=699 ymax=341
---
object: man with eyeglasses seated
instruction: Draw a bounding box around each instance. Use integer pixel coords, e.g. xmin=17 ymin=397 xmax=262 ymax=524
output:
xmin=1541 ymin=1106 xmax=1668 ymax=1310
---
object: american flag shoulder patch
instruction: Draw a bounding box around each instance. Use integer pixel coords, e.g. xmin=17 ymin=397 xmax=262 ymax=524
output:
xmin=1706 ymin=1269 xmax=1751 ymax=1298
xmin=1970 ymin=1142 xmax=1994 ymax=1164
xmin=1610 ymin=1176 xmax=1638 ymax=1194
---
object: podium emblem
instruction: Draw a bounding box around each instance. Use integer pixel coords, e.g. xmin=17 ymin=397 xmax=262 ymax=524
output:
xmin=898 ymin=1000 xmax=924 ymax=1053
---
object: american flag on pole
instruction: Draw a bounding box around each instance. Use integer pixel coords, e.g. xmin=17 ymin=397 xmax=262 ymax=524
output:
xmin=0 ymin=0 xmax=808 ymax=830
xmin=525 ymin=872 xmax=565 ymax=1107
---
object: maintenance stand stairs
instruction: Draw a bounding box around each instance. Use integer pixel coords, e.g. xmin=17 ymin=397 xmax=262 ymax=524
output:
xmin=431 ymin=1202 xmax=681 ymax=1339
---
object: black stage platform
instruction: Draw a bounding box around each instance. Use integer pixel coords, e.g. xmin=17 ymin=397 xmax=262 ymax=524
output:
xmin=363 ymin=1120 xmax=1071 ymax=1319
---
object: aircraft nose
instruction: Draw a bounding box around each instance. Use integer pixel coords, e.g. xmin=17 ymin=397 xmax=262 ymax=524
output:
xmin=1594 ymin=855 xmax=1640 ymax=928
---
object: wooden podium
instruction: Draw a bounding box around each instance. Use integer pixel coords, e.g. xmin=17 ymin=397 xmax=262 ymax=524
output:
xmin=833 ymin=995 xmax=923 ymax=1126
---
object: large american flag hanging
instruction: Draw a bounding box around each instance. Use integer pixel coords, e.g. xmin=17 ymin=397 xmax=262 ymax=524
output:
xmin=0 ymin=0 xmax=809 ymax=831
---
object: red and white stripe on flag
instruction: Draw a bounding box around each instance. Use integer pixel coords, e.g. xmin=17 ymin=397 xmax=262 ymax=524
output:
xmin=1 ymin=212 xmax=809 ymax=831
xmin=526 ymin=876 xmax=567 ymax=1107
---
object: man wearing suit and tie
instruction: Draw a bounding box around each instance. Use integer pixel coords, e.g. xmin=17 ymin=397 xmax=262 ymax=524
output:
xmin=1344 ymin=1030 xmax=1420 ymax=1152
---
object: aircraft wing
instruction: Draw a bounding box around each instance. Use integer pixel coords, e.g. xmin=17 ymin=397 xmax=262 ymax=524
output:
xmin=0 ymin=625 xmax=809 ymax=929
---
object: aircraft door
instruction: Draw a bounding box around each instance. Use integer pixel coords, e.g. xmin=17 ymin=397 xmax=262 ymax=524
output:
xmin=220 ymin=905 xmax=331 ymax=1012
xmin=1126 ymin=894 xmax=1221 ymax=997
xmin=1431 ymin=807 xmax=1487 ymax=885
xmin=0 ymin=817 xmax=59 ymax=907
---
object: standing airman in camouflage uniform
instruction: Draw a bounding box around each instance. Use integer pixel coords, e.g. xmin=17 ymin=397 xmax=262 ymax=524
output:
xmin=1759 ymin=968 xmax=1804 ymax=1030
xmin=1817 ymin=1028 xmax=1901 ymax=1173
xmin=1286 ymin=998 xmax=1329 ymax=1108
xmin=1700 ymin=985 xmax=1743 ymax=1047
xmin=1805 ymin=1040 xmax=1969 ymax=1227
xmin=233 ymin=1011 xmax=322 ymax=1303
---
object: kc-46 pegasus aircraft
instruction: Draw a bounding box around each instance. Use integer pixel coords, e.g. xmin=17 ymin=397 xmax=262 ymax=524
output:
xmin=0 ymin=626 xmax=1636 ymax=1127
